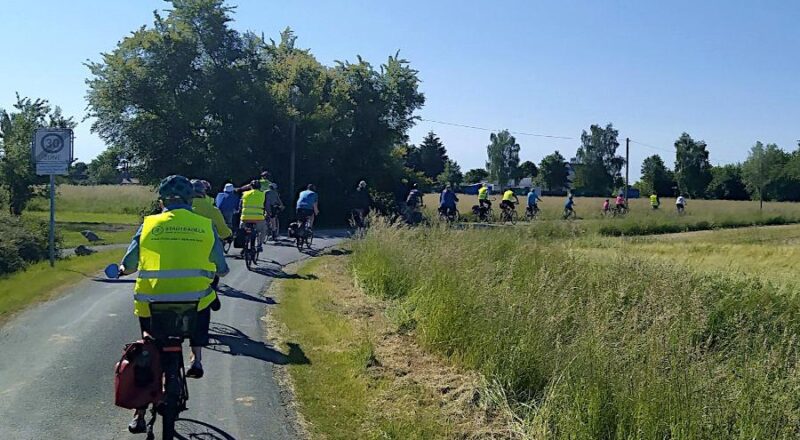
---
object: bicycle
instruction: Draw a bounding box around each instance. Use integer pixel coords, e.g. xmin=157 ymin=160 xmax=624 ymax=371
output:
xmin=294 ymin=216 xmax=314 ymax=250
xmin=499 ymin=203 xmax=518 ymax=224
xmin=438 ymin=206 xmax=459 ymax=223
xmin=563 ymin=207 xmax=577 ymax=220
xmin=350 ymin=209 xmax=368 ymax=238
xmin=611 ymin=205 xmax=628 ymax=217
xmin=524 ymin=205 xmax=540 ymax=221
xmin=240 ymin=223 xmax=260 ymax=270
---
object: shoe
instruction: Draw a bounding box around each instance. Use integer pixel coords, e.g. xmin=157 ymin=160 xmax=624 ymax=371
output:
xmin=128 ymin=415 xmax=146 ymax=434
xmin=210 ymin=295 xmax=221 ymax=311
xmin=186 ymin=361 xmax=204 ymax=379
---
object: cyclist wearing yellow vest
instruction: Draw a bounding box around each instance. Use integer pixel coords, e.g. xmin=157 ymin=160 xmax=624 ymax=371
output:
xmin=650 ymin=193 xmax=660 ymax=210
xmin=258 ymin=170 xmax=272 ymax=192
xmin=478 ymin=183 xmax=491 ymax=209
xmin=500 ymin=188 xmax=518 ymax=212
xmin=118 ymin=175 xmax=228 ymax=433
xmin=190 ymin=179 xmax=232 ymax=240
xmin=239 ymin=180 xmax=268 ymax=251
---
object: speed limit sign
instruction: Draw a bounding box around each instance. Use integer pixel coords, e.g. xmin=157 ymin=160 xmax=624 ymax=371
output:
xmin=32 ymin=128 xmax=73 ymax=176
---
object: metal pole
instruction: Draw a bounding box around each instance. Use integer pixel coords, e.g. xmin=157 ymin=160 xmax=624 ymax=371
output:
xmin=49 ymin=174 xmax=55 ymax=267
xmin=624 ymin=138 xmax=630 ymax=205
xmin=289 ymin=120 xmax=296 ymax=214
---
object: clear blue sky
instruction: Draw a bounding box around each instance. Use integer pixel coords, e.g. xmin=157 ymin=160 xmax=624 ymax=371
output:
xmin=3 ymin=0 xmax=799 ymax=181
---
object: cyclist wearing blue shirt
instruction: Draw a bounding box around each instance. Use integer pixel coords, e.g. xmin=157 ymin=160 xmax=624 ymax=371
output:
xmin=527 ymin=189 xmax=542 ymax=214
xmin=439 ymin=184 xmax=459 ymax=217
xmin=296 ymin=184 xmax=319 ymax=228
xmin=564 ymin=194 xmax=575 ymax=217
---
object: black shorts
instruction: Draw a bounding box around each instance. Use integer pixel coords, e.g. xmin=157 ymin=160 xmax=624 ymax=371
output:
xmin=139 ymin=306 xmax=211 ymax=347
xmin=297 ymin=208 xmax=314 ymax=221
xmin=500 ymin=200 xmax=514 ymax=210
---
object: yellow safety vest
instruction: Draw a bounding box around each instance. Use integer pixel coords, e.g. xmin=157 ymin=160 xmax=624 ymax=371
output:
xmin=241 ymin=189 xmax=266 ymax=221
xmin=134 ymin=209 xmax=217 ymax=317
xmin=259 ymin=179 xmax=271 ymax=190
xmin=478 ymin=187 xmax=488 ymax=200
xmin=502 ymin=190 xmax=515 ymax=202
xmin=192 ymin=196 xmax=232 ymax=239
xmin=650 ymin=194 xmax=658 ymax=206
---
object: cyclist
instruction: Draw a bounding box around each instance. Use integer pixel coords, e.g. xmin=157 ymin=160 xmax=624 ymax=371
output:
xmin=500 ymin=188 xmax=518 ymax=218
xmin=191 ymin=179 xmax=232 ymax=241
xmin=214 ymin=183 xmax=239 ymax=228
xmin=526 ymin=188 xmax=542 ymax=216
xmin=259 ymin=170 xmax=272 ymax=190
xmin=602 ymin=198 xmax=610 ymax=215
xmin=439 ymin=183 xmax=459 ymax=219
xmin=676 ymin=194 xmax=687 ymax=213
xmin=564 ymin=194 xmax=576 ymax=218
xmin=239 ymin=180 xmax=267 ymax=251
xmin=405 ymin=183 xmax=424 ymax=223
xmin=650 ymin=193 xmax=660 ymax=210
xmin=264 ymin=182 xmax=284 ymax=240
xmin=118 ymin=175 xmax=229 ymax=434
xmin=477 ymin=183 xmax=491 ymax=209
xmin=352 ymin=180 xmax=372 ymax=229
xmin=614 ymin=192 xmax=626 ymax=213
xmin=296 ymin=184 xmax=319 ymax=229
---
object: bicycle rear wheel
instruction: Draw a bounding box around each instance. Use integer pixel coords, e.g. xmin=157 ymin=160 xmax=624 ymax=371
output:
xmin=161 ymin=357 xmax=181 ymax=440
xmin=245 ymin=249 xmax=252 ymax=271
xmin=306 ymin=231 xmax=314 ymax=249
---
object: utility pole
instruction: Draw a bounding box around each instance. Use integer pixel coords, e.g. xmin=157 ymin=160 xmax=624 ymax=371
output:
xmin=289 ymin=85 xmax=300 ymax=214
xmin=625 ymin=137 xmax=630 ymax=206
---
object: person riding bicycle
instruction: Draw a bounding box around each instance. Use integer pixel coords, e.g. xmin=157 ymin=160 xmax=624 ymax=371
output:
xmin=676 ymin=194 xmax=687 ymax=213
xmin=118 ymin=175 xmax=229 ymax=434
xmin=352 ymin=180 xmax=372 ymax=229
xmin=602 ymin=198 xmax=610 ymax=214
xmin=214 ymin=183 xmax=239 ymax=228
xmin=258 ymin=170 xmax=272 ymax=190
xmin=526 ymin=188 xmax=542 ymax=215
xmin=439 ymin=183 xmax=459 ymax=218
xmin=296 ymin=184 xmax=319 ymax=229
xmin=264 ymin=182 xmax=284 ymax=239
xmin=239 ymin=180 xmax=268 ymax=251
xmin=406 ymin=183 xmax=423 ymax=210
xmin=500 ymin=188 xmax=518 ymax=214
xmin=650 ymin=193 xmax=660 ymax=210
xmin=191 ymin=179 xmax=232 ymax=240
xmin=477 ymin=183 xmax=491 ymax=209
xmin=614 ymin=192 xmax=626 ymax=212
xmin=564 ymin=194 xmax=576 ymax=217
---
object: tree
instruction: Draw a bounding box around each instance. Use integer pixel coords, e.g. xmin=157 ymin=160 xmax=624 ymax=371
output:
xmin=88 ymin=147 xmax=123 ymax=184
xmin=437 ymin=159 xmax=463 ymax=186
xmin=464 ymin=168 xmax=489 ymax=183
xmin=417 ymin=131 xmax=448 ymax=179
xmin=516 ymin=160 xmax=539 ymax=181
xmin=674 ymin=133 xmax=712 ymax=198
xmin=0 ymin=95 xmax=75 ymax=215
xmin=639 ymin=155 xmax=675 ymax=196
xmin=486 ymin=130 xmax=520 ymax=188
xmin=573 ymin=123 xmax=623 ymax=196
xmin=706 ymin=164 xmax=748 ymax=200
xmin=68 ymin=161 xmax=89 ymax=183
xmin=741 ymin=142 xmax=788 ymax=207
xmin=538 ymin=151 xmax=569 ymax=191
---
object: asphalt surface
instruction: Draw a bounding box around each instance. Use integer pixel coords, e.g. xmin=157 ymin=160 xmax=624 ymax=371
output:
xmin=0 ymin=231 xmax=346 ymax=440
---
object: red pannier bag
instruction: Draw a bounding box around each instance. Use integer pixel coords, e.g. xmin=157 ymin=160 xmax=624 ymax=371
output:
xmin=114 ymin=339 xmax=163 ymax=409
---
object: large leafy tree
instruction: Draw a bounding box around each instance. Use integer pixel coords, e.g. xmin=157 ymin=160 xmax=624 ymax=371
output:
xmin=707 ymin=164 xmax=748 ymax=200
xmin=538 ymin=151 xmax=569 ymax=191
xmin=463 ymin=168 xmax=488 ymax=183
xmin=486 ymin=130 xmax=520 ymax=188
xmin=674 ymin=133 xmax=712 ymax=198
xmin=437 ymin=159 xmax=463 ymax=186
xmin=86 ymin=1 xmax=424 ymax=220
xmin=639 ymin=155 xmax=675 ymax=196
xmin=573 ymin=123 xmax=623 ymax=196
xmin=0 ymin=95 xmax=75 ymax=215
xmin=741 ymin=142 xmax=789 ymax=207
xmin=515 ymin=160 xmax=538 ymax=181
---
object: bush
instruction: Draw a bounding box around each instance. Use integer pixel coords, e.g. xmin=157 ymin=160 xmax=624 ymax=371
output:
xmin=0 ymin=215 xmax=59 ymax=276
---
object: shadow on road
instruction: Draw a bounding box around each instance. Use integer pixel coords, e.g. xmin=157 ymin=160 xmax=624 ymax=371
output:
xmin=250 ymin=266 xmax=318 ymax=280
xmin=216 ymin=284 xmax=276 ymax=305
xmin=207 ymin=322 xmax=311 ymax=365
xmin=92 ymin=278 xmax=136 ymax=284
xmin=175 ymin=418 xmax=236 ymax=440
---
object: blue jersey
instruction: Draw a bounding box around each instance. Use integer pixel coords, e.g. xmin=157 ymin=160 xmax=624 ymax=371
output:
xmin=296 ymin=190 xmax=318 ymax=210
xmin=527 ymin=192 xmax=539 ymax=206
xmin=564 ymin=198 xmax=574 ymax=209
xmin=439 ymin=190 xmax=458 ymax=208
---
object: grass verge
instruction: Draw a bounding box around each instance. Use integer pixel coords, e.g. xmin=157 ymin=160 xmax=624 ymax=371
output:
xmin=0 ymin=249 xmax=125 ymax=324
xmin=269 ymin=255 xmax=502 ymax=439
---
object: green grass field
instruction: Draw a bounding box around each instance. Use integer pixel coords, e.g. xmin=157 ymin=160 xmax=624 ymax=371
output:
xmin=27 ymin=184 xmax=155 ymax=215
xmin=350 ymin=221 xmax=800 ymax=438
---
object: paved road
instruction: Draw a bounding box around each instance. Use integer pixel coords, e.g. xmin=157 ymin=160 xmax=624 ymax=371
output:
xmin=0 ymin=232 xmax=346 ymax=440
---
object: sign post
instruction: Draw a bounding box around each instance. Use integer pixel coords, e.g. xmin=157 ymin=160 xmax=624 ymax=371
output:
xmin=32 ymin=128 xmax=73 ymax=267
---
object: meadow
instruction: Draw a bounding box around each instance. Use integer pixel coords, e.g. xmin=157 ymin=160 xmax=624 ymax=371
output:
xmin=350 ymin=221 xmax=800 ymax=439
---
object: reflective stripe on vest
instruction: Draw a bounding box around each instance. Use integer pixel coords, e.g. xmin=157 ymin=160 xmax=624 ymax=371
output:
xmin=138 ymin=269 xmax=215 ymax=279
xmin=241 ymin=189 xmax=266 ymax=221
xmin=134 ymin=209 xmax=217 ymax=317
xmin=134 ymin=288 xmax=213 ymax=303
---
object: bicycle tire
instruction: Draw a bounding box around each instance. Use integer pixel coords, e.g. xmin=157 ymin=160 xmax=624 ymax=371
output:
xmin=296 ymin=237 xmax=303 ymax=250
xmin=245 ymin=250 xmax=252 ymax=271
xmin=307 ymin=232 xmax=314 ymax=249
xmin=161 ymin=359 xmax=181 ymax=440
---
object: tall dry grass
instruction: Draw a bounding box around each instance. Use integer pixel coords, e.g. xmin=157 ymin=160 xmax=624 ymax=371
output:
xmin=351 ymin=222 xmax=800 ymax=439
xmin=27 ymin=184 xmax=155 ymax=214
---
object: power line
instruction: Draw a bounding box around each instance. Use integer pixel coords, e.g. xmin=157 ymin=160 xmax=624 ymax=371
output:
xmin=420 ymin=118 xmax=575 ymax=140
xmin=629 ymin=139 xmax=673 ymax=154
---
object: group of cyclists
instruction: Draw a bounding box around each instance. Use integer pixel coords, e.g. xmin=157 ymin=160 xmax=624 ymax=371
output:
xmin=117 ymin=170 xmax=319 ymax=434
